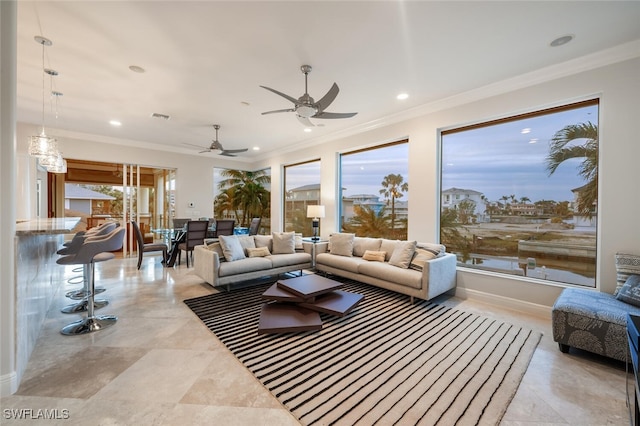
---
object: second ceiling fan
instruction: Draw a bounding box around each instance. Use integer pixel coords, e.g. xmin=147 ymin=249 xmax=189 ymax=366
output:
xmin=183 ymin=125 xmax=248 ymax=156
xmin=260 ymin=65 xmax=357 ymax=127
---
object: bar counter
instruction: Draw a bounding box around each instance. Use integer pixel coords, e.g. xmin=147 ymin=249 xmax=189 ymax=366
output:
xmin=14 ymin=217 xmax=80 ymax=385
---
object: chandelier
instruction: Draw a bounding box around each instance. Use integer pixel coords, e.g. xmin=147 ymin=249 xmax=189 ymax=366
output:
xmin=28 ymin=36 xmax=58 ymax=159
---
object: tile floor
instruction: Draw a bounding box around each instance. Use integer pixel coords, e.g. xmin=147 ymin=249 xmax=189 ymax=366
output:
xmin=1 ymin=254 xmax=630 ymax=425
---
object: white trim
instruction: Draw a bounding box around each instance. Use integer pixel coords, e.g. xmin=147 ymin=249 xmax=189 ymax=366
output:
xmin=0 ymin=371 xmax=18 ymax=397
xmin=454 ymin=287 xmax=552 ymax=319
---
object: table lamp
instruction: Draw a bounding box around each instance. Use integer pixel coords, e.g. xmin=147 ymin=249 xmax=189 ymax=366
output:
xmin=307 ymin=205 xmax=325 ymax=241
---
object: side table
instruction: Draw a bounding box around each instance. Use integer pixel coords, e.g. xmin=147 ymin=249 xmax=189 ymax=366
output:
xmin=302 ymin=237 xmax=327 ymax=269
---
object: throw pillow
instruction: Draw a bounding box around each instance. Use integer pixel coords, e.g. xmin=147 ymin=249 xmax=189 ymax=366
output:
xmin=416 ymin=242 xmax=446 ymax=257
xmin=295 ymin=233 xmax=303 ymax=250
xmin=409 ymin=248 xmax=438 ymax=271
xmin=272 ymin=232 xmax=296 ymax=254
xmin=362 ymin=250 xmax=386 ymax=262
xmin=615 ymin=253 xmax=640 ymax=295
xmin=389 ymin=240 xmax=417 ymax=269
xmin=254 ymin=235 xmax=273 ymax=252
xmin=237 ymin=235 xmax=256 ymax=254
xmin=329 ymin=233 xmax=355 ymax=257
xmin=380 ymin=239 xmax=400 ymax=261
xmin=246 ymin=246 xmax=271 ymax=258
xmin=218 ymin=235 xmax=246 ymax=262
xmin=353 ymin=237 xmax=382 ymax=257
xmin=616 ymin=275 xmax=640 ymax=307
xmin=205 ymin=241 xmax=226 ymax=262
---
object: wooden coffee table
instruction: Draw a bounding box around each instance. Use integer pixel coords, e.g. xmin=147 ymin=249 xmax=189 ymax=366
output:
xmin=258 ymin=275 xmax=364 ymax=334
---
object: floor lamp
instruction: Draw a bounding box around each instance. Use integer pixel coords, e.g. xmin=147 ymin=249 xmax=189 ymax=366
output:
xmin=307 ymin=205 xmax=325 ymax=241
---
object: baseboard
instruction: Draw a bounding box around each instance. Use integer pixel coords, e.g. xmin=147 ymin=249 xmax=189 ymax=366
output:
xmin=455 ymin=287 xmax=552 ymax=318
xmin=0 ymin=371 xmax=18 ymax=396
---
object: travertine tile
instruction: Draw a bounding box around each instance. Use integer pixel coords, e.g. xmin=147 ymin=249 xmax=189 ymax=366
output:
xmin=0 ymin=257 xmax=630 ymax=425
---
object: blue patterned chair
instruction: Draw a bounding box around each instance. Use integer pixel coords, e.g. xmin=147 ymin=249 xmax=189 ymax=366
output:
xmin=552 ymin=287 xmax=640 ymax=361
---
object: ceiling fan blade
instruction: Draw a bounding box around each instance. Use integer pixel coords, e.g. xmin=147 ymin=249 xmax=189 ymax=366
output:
xmin=261 ymin=108 xmax=295 ymax=115
xmin=219 ymin=151 xmax=237 ymax=157
xmin=313 ymin=111 xmax=358 ymax=119
xmin=221 ymin=148 xmax=248 ymax=153
xmin=259 ymin=85 xmax=299 ymax=104
xmin=199 ymin=149 xmax=212 ymax=154
xmin=182 ymin=142 xmax=208 ymax=149
xmin=297 ymin=115 xmax=315 ymax=127
xmin=315 ymin=82 xmax=339 ymax=112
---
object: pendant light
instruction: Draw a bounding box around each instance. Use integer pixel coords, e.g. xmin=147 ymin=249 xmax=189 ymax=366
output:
xmin=28 ymin=36 xmax=58 ymax=158
xmin=39 ymin=72 xmax=66 ymax=173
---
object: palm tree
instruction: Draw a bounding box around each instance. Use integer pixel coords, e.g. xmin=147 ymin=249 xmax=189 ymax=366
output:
xmin=343 ymin=205 xmax=390 ymax=237
xmin=217 ymin=169 xmax=271 ymax=226
xmin=545 ymin=122 xmax=598 ymax=215
xmin=379 ymin=173 xmax=408 ymax=231
xmin=214 ymin=187 xmax=237 ymax=220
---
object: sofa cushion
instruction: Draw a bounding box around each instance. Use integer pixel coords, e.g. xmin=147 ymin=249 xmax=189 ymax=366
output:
xmin=329 ymin=233 xmax=355 ymax=257
xmin=410 ymin=248 xmax=439 ymax=271
xmin=218 ymin=257 xmax=273 ymax=277
xmin=358 ymin=262 xmax=423 ymax=289
xmin=616 ymin=275 xmax=640 ymax=307
xmin=316 ymin=252 xmax=366 ymax=273
xmin=237 ymin=235 xmax=257 ymax=254
xmin=362 ymin=250 xmax=386 ymax=262
xmin=416 ymin=242 xmax=446 ymax=257
xmin=295 ymin=233 xmax=303 ymax=250
xmin=205 ymin=241 xmax=226 ymax=262
xmin=353 ymin=237 xmax=382 ymax=257
xmin=272 ymin=232 xmax=296 ymax=254
xmin=218 ymin=235 xmax=246 ymax=262
xmin=254 ymin=235 xmax=273 ymax=252
xmin=268 ymin=252 xmax=311 ymax=268
xmin=615 ymin=252 xmax=640 ymax=295
xmin=247 ymin=246 xmax=271 ymax=258
xmin=380 ymin=239 xmax=400 ymax=261
xmin=389 ymin=240 xmax=417 ymax=269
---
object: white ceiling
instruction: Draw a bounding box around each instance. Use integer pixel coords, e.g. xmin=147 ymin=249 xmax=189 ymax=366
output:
xmin=16 ymin=1 xmax=640 ymax=160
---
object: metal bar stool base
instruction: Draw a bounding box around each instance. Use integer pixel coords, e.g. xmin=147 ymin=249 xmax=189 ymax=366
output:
xmin=61 ymin=299 xmax=108 ymax=314
xmin=66 ymin=287 xmax=106 ymax=299
xmin=60 ymin=315 xmax=117 ymax=335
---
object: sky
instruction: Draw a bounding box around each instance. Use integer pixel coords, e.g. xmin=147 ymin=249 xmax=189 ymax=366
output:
xmin=441 ymin=103 xmax=597 ymax=203
xmin=214 ymin=102 xmax=597 ymax=205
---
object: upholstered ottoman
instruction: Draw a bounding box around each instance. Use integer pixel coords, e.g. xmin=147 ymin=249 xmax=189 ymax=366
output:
xmin=552 ymin=287 xmax=640 ymax=361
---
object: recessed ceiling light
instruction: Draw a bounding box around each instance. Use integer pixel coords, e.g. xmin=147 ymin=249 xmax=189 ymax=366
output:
xmin=252 ymin=147 xmax=260 ymax=151
xmin=550 ymin=34 xmax=574 ymax=47
xmin=521 ymin=128 xmax=531 ymax=134
xmin=529 ymin=138 xmax=538 ymax=144
xmin=397 ymin=93 xmax=409 ymax=100
xmin=109 ymin=120 xmax=122 ymax=127
xmin=304 ymin=128 xmax=312 ymax=133
xmin=129 ymin=65 xmax=145 ymax=73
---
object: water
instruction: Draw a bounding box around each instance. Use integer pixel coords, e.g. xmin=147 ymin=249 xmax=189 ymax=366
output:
xmin=458 ymin=253 xmax=595 ymax=287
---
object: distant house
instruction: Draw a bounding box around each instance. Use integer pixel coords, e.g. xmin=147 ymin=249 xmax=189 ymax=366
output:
xmin=441 ymin=187 xmax=487 ymax=222
xmin=64 ymin=183 xmax=116 ymax=216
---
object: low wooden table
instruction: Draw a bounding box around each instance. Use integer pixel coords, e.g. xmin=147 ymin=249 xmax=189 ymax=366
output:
xmin=258 ymin=275 xmax=364 ymax=334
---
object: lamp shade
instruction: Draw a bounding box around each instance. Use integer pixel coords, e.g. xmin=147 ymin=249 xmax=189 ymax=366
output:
xmin=307 ymin=205 xmax=325 ymax=219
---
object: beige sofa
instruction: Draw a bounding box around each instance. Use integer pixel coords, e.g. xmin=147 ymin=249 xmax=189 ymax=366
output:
xmin=193 ymin=233 xmax=312 ymax=291
xmin=313 ymin=234 xmax=457 ymax=303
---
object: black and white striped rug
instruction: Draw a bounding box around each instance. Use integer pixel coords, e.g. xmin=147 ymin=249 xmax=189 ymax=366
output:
xmin=185 ymin=278 xmax=541 ymax=425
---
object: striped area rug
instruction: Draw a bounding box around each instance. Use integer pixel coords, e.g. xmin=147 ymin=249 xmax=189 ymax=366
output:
xmin=185 ymin=278 xmax=541 ymax=425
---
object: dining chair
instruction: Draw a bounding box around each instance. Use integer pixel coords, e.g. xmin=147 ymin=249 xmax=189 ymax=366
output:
xmin=178 ymin=220 xmax=209 ymax=267
xmin=213 ymin=219 xmax=235 ymax=237
xmin=248 ymin=217 xmax=261 ymax=235
xmin=131 ymin=220 xmax=168 ymax=270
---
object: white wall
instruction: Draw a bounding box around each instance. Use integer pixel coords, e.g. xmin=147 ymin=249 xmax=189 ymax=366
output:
xmin=15 ymin=57 xmax=640 ymax=310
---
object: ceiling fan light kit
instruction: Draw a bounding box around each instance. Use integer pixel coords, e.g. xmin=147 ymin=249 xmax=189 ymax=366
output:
xmin=260 ymin=64 xmax=357 ymax=127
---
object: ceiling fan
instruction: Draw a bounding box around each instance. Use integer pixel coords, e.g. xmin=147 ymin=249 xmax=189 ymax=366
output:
xmin=183 ymin=125 xmax=248 ymax=156
xmin=260 ymin=65 xmax=357 ymax=127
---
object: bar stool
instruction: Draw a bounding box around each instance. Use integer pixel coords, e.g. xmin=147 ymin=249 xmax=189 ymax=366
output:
xmin=58 ymin=222 xmax=117 ymax=311
xmin=57 ymin=227 xmax=125 ymax=335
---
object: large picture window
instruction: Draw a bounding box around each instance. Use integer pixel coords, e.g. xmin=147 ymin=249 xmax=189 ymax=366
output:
xmin=284 ymin=160 xmax=321 ymax=235
xmin=440 ymin=99 xmax=599 ymax=287
xmin=214 ymin=167 xmax=271 ymax=233
xmin=340 ymin=141 xmax=409 ymax=239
